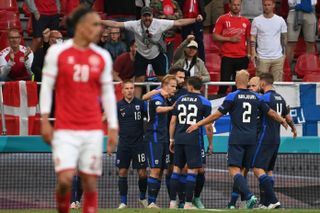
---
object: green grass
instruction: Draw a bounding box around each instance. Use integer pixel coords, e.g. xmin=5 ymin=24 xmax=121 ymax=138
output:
xmin=0 ymin=209 xmax=319 ymax=213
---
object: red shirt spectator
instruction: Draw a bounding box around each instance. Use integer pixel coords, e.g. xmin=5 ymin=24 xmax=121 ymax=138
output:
xmin=213 ymin=12 xmax=251 ymax=58
xmin=26 ymin=0 xmax=60 ymax=16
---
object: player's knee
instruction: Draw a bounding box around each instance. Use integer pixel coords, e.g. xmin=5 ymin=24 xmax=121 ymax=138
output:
xmin=150 ymin=168 xmax=161 ymax=179
xmin=198 ymin=167 xmax=205 ymax=174
xmin=253 ymin=168 xmax=265 ymax=177
xmin=119 ymin=169 xmax=128 ymax=177
xmin=57 ymin=175 xmax=73 ymax=192
xmin=137 ymin=169 xmax=147 ymax=179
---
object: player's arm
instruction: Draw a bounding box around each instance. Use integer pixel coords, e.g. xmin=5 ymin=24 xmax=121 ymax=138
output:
xmin=186 ymin=110 xmax=223 ymax=133
xmin=173 ymin=15 xmax=203 ymax=27
xmin=169 ymin=115 xmax=177 ymax=153
xmin=205 ymin=124 xmax=213 ymax=154
xmin=101 ymin=20 xmax=125 ymax=28
xmin=286 ymin=114 xmax=297 ymax=138
xmin=142 ymin=89 xmax=161 ymax=101
xmin=266 ymin=109 xmax=288 ymax=129
xmin=156 ymin=105 xmax=174 ymax=113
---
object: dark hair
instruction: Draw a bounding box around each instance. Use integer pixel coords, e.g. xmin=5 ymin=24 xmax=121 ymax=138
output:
xmin=259 ymin=73 xmax=274 ymax=84
xmin=187 ymin=76 xmax=202 ymax=90
xmin=168 ymin=67 xmax=186 ymax=75
xmin=129 ymin=40 xmax=136 ymax=47
xmin=66 ymin=5 xmax=94 ymax=30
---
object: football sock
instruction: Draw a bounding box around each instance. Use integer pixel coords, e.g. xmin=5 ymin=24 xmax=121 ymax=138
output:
xmin=76 ymin=176 xmax=83 ymax=202
xmin=147 ymin=177 xmax=161 ymax=204
xmin=165 ymin=174 xmax=171 ymax=197
xmin=56 ymin=191 xmax=71 ymax=213
xmin=118 ymin=176 xmax=128 ymax=204
xmin=259 ymin=174 xmax=278 ymax=205
xmin=71 ymin=176 xmax=78 ymax=203
xmin=169 ymin=172 xmax=180 ymax=201
xmin=178 ymin=174 xmax=187 ymax=203
xmin=83 ymin=191 xmax=97 ymax=213
xmin=138 ymin=177 xmax=147 ymax=200
xmin=233 ymin=173 xmax=252 ymax=200
xmin=185 ymin=173 xmax=197 ymax=202
xmin=194 ymin=173 xmax=205 ymax=198
xmin=259 ymin=181 xmax=266 ymax=205
xmin=229 ymin=181 xmax=239 ymax=206
xmin=240 ymin=176 xmax=247 ymax=201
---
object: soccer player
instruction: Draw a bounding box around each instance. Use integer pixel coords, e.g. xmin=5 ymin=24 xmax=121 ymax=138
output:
xmin=40 ymin=6 xmax=118 ymax=213
xmin=116 ymin=80 xmax=148 ymax=209
xmin=252 ymin=73 xmax=297 ymax=209
xmin=187 ymin=70 xmax=288 ymax=209
xmin=145 ymin=74 xmax=177 ymax=208
xmin=168 ymin=76 xmax=212 ymax=209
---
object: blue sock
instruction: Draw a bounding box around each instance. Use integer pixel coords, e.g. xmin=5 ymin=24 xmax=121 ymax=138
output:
xmin=118 ymin=176 xmax=128 ymax=204
xmin=259 ymin=175 xmax=278 ymax=205
xmin=178 ymin=174 xmax=186 ymax=204
xmin=138 ymin=177 xmax=147 ymax=200
xmin=71 ymin=176 xmax=78 ymax=203
xmin=185 ymin=173 xmax=197 ymax=202
xmin=169 ymin=172 xmax=180 ymax=201
xmin=194 ymin=173 xmax=205 ymax=198
xmin=240 ymin=176 xmax=247 ymax=201
xmin=147 ymin=177 xmax=161 ymax=204
xmin=229 ymin=181 xmax=239 ymax=205
xmin=233 ymin=173 xmax=252 ymax=200
xmin=165 ymin=174 xmax=171 ymax=198
xmin=269 ymin=176 xmax=275 ymax=187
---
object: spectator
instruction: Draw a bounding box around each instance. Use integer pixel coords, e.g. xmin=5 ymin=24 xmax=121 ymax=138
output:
xmin=173 ymin=35 xmax=210 ymax=82
xmin=251 ymin=0 xmax=287 ymax=82
xmin=102 ymin=6 xmax=204 ymax=97
xmin=32 ymin=28 xmax=63 ymax=82
xmin=240 ymin=0 xmax=263 ymax=20
xmin=113 ymin=40 xmax=137 ymax=81
xmin=203 ymin=0 xmax=224 ymax=32
xmin=286 ymin=0 xmax=317 ymax=68
xmin=103 ymin=27 xmax=128 ymax=61
xmin=0 ymin=29 xmax=33 ymax=81
xmin=98 ymin=28 xmax=110 ymax=47
xmin=177 ymin=0 xmax=206 ymax=62
xmin=150 ymin=0 xmax=183 ymax=64
xmin=25 ymin=0 xmax=60 ymax=52
xmin=213 ymin=0 xmax=251 ymax=95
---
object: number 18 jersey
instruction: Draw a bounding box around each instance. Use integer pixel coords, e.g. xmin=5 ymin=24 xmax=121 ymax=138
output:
xmin=173 ymin=92 xmax=212 ymax=145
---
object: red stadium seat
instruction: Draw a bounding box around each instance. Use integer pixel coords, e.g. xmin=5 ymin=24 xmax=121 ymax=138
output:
xmin=283 ymin=57 xmax=292 ymax=81
xmin=22 ymin=1 xmax=31 ymax=17
xmin=0 ymin=0 xmax=18 ymax=12
xmin=0 ymin=31 xmax=9 ymax=50
xmin=295 ymin=53 xmax=320 ymax=78
xmin=206 ymin=53 xmax=221 ymax=95
xmin=0 ymin=10 xmax=22 ymax=31
xmin=93 ymin=0 xmax=104 ymax=13
xmin=173 ymin=33 xmax=182 ymax=51
xmin=26 ymin=16 xmax=33 ymax=36
xmin=247 ymin=61 xmax=256 ymax=77
xmin=204 ymin=32 xmax=220 ymax=54
xmin=303 ymin=71 xmax=320 ymax=82
xmin=278 ymin=0 xmax=289 ymax=19
xmin=61 ymin=0 xmax=80 ymax=16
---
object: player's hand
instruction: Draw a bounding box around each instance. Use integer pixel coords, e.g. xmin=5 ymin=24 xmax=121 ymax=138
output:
xmin=42 ymin=28 xmax=50 ymax=42
xmin=9 ymin=49 xmax=14 ymax=62
xmin=250 ymin=54 xmax=256 ymax=68
xmin=186 ymin=124 xmax=199 ymax=133
xmin=41 ymin=120 xmax=53 ymax=145
xmin=107 ymin=128 xmax=118 ymax=156
xmin=196 ymin=15 xmax=203 ymax=22
xmin=229 ymin=35 xmax=241 ymax=43
xmin=292 ymin=128 xmax=297 ymax=139
xmin=24 ymin=47 xmax=32 ymax=61
xmin=187 ymin=34 xmax=195 ymax=42
xmin=169 ymin=141 xmax=175 ymax=154
xmin=207 ymin=143 xmax=213 ymax=155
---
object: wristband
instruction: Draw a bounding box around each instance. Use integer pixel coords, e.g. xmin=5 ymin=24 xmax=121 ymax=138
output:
xmin=169 ymin=139 xmax=175 ymax=142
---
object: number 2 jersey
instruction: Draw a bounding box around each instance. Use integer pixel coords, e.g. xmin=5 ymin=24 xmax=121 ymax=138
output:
xmin=173 ymin=92 xmax=212 ymax=145
xmin=40 ymin=39 xmax=118 ymax=130
xmin=218 ymin=89 xmax=270 ymax=145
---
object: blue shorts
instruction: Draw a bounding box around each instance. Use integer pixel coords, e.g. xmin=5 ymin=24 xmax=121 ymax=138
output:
xmin=116 ymin=143 xmax=147 ymax=169
xmin=173 ymin=144 xmax=204 ymax=169
xmin=252 ymin=144 xmax=280 ymax=171
xmin=227 ymin=144 xmax=256 ymax=169
xmin=147 ymin=142 xmax=170 ymax=169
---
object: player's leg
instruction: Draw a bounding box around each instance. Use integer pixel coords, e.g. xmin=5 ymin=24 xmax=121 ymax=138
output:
xmin=178 ymin=166 xmax=187 ymax=208
xmin=56 ymin=171 xmax=74 ymax=213
xmin=116 ymin=145 xmax=131 ymax=209
xmin=78 ymin=130 xmax=104 ymax=213
xmin=193 ymin=147 xmax=206 ymax=209
xmin=137 ymin=169 xmax=148 ymax=207
xmin=228 ymin=145 xmax=257 ymax=209
xmin=70 ymin=171 xmax=82 ymax=209
xmin=165 ymin=154 xmax=174 ymax=199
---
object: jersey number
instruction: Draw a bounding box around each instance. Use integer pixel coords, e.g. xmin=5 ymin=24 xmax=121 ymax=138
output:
xmin=276 ymin=103 xmax=283 ymax=116
xmin=134 ymin=111 xmax=142 ymax=120
xmin=138 ymin=154 xmax=145 ymax=163
xmin=73 ymin=64 xmax=89 ymax=82
xmin=242 ymin=102 xmax=252 ymax=123
xmin=178 ymin=104 xmax=198 ymax=125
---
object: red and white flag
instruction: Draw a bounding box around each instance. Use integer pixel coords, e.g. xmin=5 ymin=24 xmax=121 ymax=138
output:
xmin=0 ymin=81 xmax=40 ymax=135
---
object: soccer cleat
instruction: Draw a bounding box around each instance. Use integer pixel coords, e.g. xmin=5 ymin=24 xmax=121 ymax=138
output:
xmin=117 ymin=203 xmax=127 ymax=209
xmin=183 ymin=202 xmax=197 ymax=209
xmin=256 ymin=204 xmax=268 ymax=209
xmin=227 ymin=204 xmax=235 ymax=209
xmin=178 ymin=202 xmax=185 ymax=209
xmin=239 ymin=201 xmax=246 ymax=209
xmin=70 ymin=201 xmax=80 ymax=209
xmin=138 ymin=199 xmax=148 ymax=208
xmin=169 ymin=200 xmax=178 ymax=209
xmin=147 ymin=202 xmax=160 ymax=209
xmin=192 ymin=197 xmax=205 ymax=209
xmin=246 ymin=195 xmax=257 ymax=209
xmin=268 ymin=202 xmax=281 ymax=209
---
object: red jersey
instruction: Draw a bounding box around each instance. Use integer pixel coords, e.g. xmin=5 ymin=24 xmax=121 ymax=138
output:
xmin=213 ymin=12 xmax=251 ymax=58
xmin=35 ymin=0 xmax=59 ymax=15
xmin=0 ymin=45 xmax=34 ymax=81
xmin=113 ymin=52 xmax=134 ymax=80
xmin=41 ymin=40 xmax=116 ymax=130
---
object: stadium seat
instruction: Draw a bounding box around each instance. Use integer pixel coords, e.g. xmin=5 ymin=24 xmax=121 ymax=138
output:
xmin=0 ymin=31 xmax=9 ymax=50
xmin=0 ymin=10 xmax=22 ymax=31
xmin=283 ymin=57 xmax=292 ymax=81
xmin=173 ymin=33 xmax=182 ymax=51
xmin=93 ymin=0 xmax=104 ymax=13
xmin=303 ymin=71 xmax=320 ymax=82
xmin=206 ymin=53 xmax=221 ymax=95
xmin=61 ymin=0 xmax=80 ymax=16
xmin=278 ymin=0 xmax=289 ymax=19
xmin=295 ymin=53 xmax=320 ymax=78
xmin=203 ymin=32 xmax=220 ymax=54
xmin=22 ymin=1 xmax=31 ymax=17
xmin=26 ymin=16 xmax=33 ymax=36
xmin=0 ymin=0 xmax=18 ymax=12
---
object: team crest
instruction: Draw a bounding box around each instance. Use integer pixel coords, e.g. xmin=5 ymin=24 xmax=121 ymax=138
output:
xmin=242 ymin=23 xmax=247 ymax=28
xmin=155 ymin=101 xmax=161 ymax=106
xmin=155 ymin=160 xmax=159 ymax=165
xmin=67 ymin=56 xmax=75 ymax=64
xmin=19 ymin=57 xmax=24 ymax=63
xmin=135 ymin=105 xmax=140 ymax=110
xmin=120 ymin=108 xmax=125 ymax=117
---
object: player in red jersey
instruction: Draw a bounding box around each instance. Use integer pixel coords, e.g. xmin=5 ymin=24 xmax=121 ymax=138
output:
xmin=40 ymin=6 xmax=118 ymax=213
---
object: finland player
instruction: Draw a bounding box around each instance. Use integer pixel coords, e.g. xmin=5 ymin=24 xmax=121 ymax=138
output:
xmin=116 ymin=80 xmax=148 ymax=209
xmin=252 ymin=73 xmax=297 ymax=209
xmin=145 ymin=75 xmax=177 ymax=208
xmin=187 ymin=70 xmax=288 ymax=209
xmin=168 ymin=76 xmax=212 ymax=209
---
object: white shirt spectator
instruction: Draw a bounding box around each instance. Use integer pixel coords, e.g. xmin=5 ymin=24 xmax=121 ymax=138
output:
xmin=124 ymin=18 xmax=174 ymax=59
xmin=251 ymin=14 xmax=287 ymax=59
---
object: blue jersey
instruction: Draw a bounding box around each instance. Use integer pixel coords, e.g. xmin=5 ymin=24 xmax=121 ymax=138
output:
xmin=145 ymin=93 xmax=168 ymax=143
xmin=218 ymin=89 xmax=270 ymax=145
xmin=173 ymin=92 xmax=212 ymax=145
xmin=117 ymin=98 xmax=145 ymax=146
xmin=259 ymin=90 xmax=288 ymax=144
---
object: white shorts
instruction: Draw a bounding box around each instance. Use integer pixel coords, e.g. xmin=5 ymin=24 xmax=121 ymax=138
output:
xmin=52 ymin=130 xmax=104 ymax=176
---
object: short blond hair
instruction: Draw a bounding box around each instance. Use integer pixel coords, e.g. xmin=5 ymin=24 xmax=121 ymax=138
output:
xmin=161 ymin=74 xmax=177 ymax=87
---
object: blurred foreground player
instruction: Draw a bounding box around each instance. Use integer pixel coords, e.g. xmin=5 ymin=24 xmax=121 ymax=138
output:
xmin=40 ymin=6 xmax=118 ymax=213
xmin=116 ymin=80 xmax=148 ymax=209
